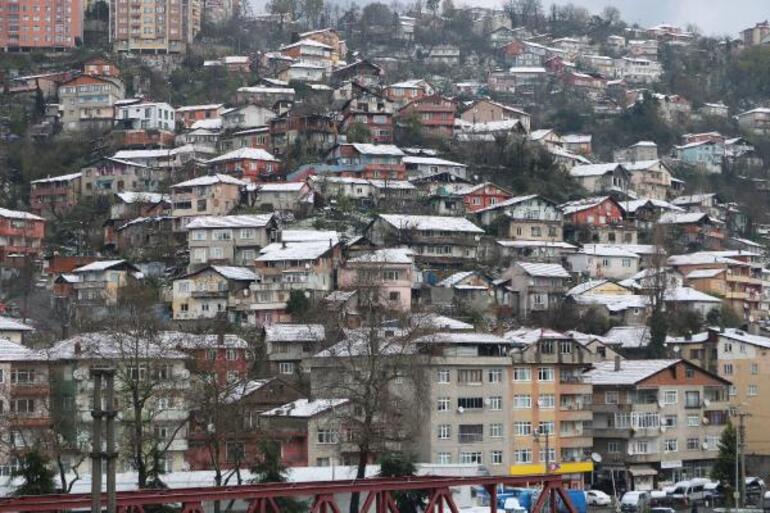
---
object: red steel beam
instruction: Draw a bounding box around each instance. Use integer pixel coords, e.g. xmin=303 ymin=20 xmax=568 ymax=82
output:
xmin=0 ymin=474 xmax=570 ymax=513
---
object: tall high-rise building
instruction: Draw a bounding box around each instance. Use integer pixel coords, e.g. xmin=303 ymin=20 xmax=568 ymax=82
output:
xmin=0 ymin=0 xmax=83 ymax=50
xmin=109 ymin=0 xmax=200 ymax=53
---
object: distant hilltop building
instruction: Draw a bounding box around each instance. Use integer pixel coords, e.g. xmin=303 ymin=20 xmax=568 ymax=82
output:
xmin=109 ymin=0 xmax=201 ymax=54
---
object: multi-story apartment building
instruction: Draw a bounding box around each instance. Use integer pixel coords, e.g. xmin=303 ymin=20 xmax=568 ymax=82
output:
xmin=475 ymin=195 xmax=564 ymax=242
xmin=501 ymin=262 xmax=571 ymax=318
xmin=741 ymin=21 xmax=770 ymax=47
xmin=70 ymin=259 xmax=142 ymax=307
xmin=79 ymin=157 xmax=157 ymax=198
xmin=264 ymin=324 xmax=326 ymax=376
xmin=340 ymin=93 xmax=395 ymax=144
xmin=206 ymin=148 xmax=281 ymax=182
xmin=279 ymin=38 xmax=334 ymax=70
xmin=58 ymin=75 xmax=125 ymax=132
xmin=114 ymin=102 xmax=176 ymax=131
xmin=736 ymin=108 xmax=770 ymax=137
xmin=172 ymin=265 xmax=257 ymax=321
xmin=186 ymin=213 xmax=278 ymax=270
xmin=586 ymin=358 xmax=731 ymax=489
xmin=456 ymin=183 xmax=513 ymax=214
xmin=110 ymin=0 xmax=201 ymax=54
xmin=616 ymin=57 xmax=662 ymax=84
xmin=170 ymin=174 xmax=247 ymax=230
xmin=366 ymin=214 xmax=484 ymax=267
xmin=176 ymin=104 xmax=225 ymax=129
xmin=0 ymin=207 xmax=45 ymax=261
xmin=668 ymin=328 xmax=770 ymax=456
xmin=0 ymin=339 xmax=51 ymax=476
xmin=0 ymin=0 xmax=83 ymax=50
xmin=47 ymin=332 xmax=192 ymax=475
xmin=459 ymin=100 xmax=531 ymax=131
xmin=397 ymin=95 xmax=456 ymax=139
xmin=29 ymin=172 xmax=82 ymax=218
xmin=624 ymin=160 xmax=673 ymax=200
xmin=338 ymin=248 xmax=415 ymax=312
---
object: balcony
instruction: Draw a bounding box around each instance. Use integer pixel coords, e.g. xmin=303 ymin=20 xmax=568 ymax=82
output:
xmin=10 ymin=383 xmax=49 ymax=396
xmin=458 ymin=433 xmax=484 ymax=444
xmin=8 ymin=415 xmax=51 ymax=428
xmin=191 ymin=290 xmax=227 ymax=298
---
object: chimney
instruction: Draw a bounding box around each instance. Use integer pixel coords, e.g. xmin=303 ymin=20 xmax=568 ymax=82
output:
xmin=614 ymin=355 xmax=621 ymax=372
xmin=74 ymin=341 xmax=81 ymax=355
xmin=685 ymin=331 xmax=692 ymax=341
xmin=282 ymin=240 xmax=287 ymax=249
xmin=218 ymin=332 xmax=225 ymax=345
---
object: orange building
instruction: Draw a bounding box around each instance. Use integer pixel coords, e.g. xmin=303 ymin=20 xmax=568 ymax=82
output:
xmin=457 ymin=182 xmax=513 ymax=213
xmin=83 ymin=56 xmax=120 ymax=78
xmin=0 ymin=0 xmax=83 ymax=50
xmin=176 ymin=104 xmax=225 ymax=129
xmin=206 ymin=147 xmax=281 ymax=182
xmin=397 ymin=95 xmax=457 ymax=139
xmin=0 ymin=208 xmax=45 ymax=261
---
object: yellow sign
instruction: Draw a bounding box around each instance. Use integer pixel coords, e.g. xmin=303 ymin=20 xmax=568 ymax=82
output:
xmin=509 ymin=461 xmax=594 ymax=476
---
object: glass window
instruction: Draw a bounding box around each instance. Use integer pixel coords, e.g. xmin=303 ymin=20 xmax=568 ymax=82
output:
xmin=513 ymin=395 xmax=531 ymax=409
xmin=538 ymin=367 xmax=554 ymax=382
xmin=438 ymin=424 xmax=451 ymax=439
xmin=437 ymin=369 xmax=450 ymax=383
xmin=514 ymin=422 xmax=531 ymax=436
xmin=490 ymin=424 xmax=503 ymax=438
xmin=513 ymin=367 xmax=531 ymax=381
xmin=437 ymin=397 xmax=450 ymax=412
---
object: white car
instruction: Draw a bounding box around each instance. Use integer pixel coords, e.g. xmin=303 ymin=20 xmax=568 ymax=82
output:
xmin=587 ymin=490 xmax=612 ymax=506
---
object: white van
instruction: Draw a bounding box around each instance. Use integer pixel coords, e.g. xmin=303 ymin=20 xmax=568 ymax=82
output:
xmin=670 ymin=479 xmax=711 ymax=503
xmin=621 ymin=491 xmax=650 ymax=513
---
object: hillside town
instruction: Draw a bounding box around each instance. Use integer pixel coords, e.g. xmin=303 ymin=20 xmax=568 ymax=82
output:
xmin=3 ymin=0 xmax=770 ymax=508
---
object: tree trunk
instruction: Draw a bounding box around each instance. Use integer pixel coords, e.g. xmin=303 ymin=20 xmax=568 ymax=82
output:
xmin=348 ymin=445 xmax=369 ymax=513
xmin=134 ymin=395 xmax=146 ymax=488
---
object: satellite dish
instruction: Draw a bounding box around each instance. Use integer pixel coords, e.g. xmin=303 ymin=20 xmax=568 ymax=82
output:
xmin=660 ymin=425 xmax=667 ymax=433
xmin=701 ymin=442 xmax=709 ymax=450
xmin=704 ymin=399 xmax=711 ymax=407
xmin=672 ymin=346 xmax=681 ymax=353
xmin=591 ymin=452 xmax=603 ymax=463
xmin=702 ymin=417 xmax=710 ymax=425
xmin=627 ymin=447 xmax=634 ymax=455
xmin=457 ymin=406 xmax=465 ymax=414
xmin=73 ymin=368 xmax=88 ymax=381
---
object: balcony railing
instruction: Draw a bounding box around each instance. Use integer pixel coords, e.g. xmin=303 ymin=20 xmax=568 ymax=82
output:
xmin=458 ymin=433 xmax=484 ymax=443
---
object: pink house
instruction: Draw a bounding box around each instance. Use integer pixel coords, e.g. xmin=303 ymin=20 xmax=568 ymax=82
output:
xmin=339 ymin=248 xmax=414 ymax=312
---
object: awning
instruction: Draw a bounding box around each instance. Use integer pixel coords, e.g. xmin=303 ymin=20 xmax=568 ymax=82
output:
xmin=628 ymin=466 xmax=658 ymax=477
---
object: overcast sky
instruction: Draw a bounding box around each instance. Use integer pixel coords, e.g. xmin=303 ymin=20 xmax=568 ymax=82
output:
xmin=552 ymin=0 xmax=766 ymax=36
xmin=249 ymin=0 xmax=765 ymax=37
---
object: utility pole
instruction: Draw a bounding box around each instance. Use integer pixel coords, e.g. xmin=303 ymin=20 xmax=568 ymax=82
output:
xmin=91 ymin=368 xmax=118 ymax=513
xmin=737 ymin=412 xmax=750 ymax=509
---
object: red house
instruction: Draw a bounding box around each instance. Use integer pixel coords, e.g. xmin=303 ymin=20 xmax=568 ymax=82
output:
xmin=206 ymin=147 xmax=281 ymax=182
xmin=397 ymin=95 xmax=457 ymax=139
xmin=560 ymin=196 xmax=625 ymax=226
xmin=0 ymin=208 xmax=45 ymax=261
xmin=457 ymin=182 xmax=513 ymax=213
xmin=176 ymin=104 xmax=225 ymax=129
xmin=340 ymin=90 xmax=395 ymax=144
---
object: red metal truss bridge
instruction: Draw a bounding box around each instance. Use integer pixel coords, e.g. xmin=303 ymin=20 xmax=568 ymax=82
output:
xmin=0 ymin=474 xmax=578 ymax=513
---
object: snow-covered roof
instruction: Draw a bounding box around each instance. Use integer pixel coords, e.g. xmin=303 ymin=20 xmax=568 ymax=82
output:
xmin=414 ymin=332 xmax=511 ymax=345
xmin=562 ymin=134 xmax=592 ymax=144
xmin=664 ymin=287 xmax=721 ymax=303
xmin=237 ymin=86 xmax=296 ymax=94
xmin=113 ymin=146 xmax=196 ymax=160
xmin=208 ymin=265 xmax=259 ymax=281
xmin=223 ymin=379 xmax=272 ymax=404
xmin=566 ymin=279 xmax=610 ymax=296
xmin=668 ymin=252 xmax=748 ymax=267
xmin=686 ymin=268 xmax=726 ymax=279
xmin=603 ymin=325 xmax=651 ymax=348
xmin=378 ymin=214 xmax=484 ymax=233
xmin=438 ymin=271 xmax=480 ymax=287
xmin=72 ymin=259 xmax=131 ymax=273
xmin=0 ymin=338 xmax=42 ymax=361
xmin=348 ymin=143 xmax=404 ymax=156
xmin=504 ymin=327 xmax=573 ymax=345
xmin=402 ymin=156 xmax=466 ymax=167
xmin=496 ymin=240 xmax=576 ymax=250
xmin=622 ymin=159 xmax=666 ymax=172
xmin=671 ymin=193 xmax=717 ymax=205
xmin=574 ymin=293 xmax=648 ymax=312
xmin=559 ymin=196 xmax=613 ymax=215
xmin=281 ymin=230 xmax=339 ymax=244
xmin=368 ymin=180 xmax=415 ymax=190
xmin=508 ymin=66 xmax=547 ymax=73
xmin=186 ymin=214 xmax=275 ymax=229
xmin=222 ymin=55 xmax=249 ymax=64
xmin=46 ymin=332 xmax=189 ymax=360
xmin=410 ymin=313 xmax=474 ymax=331
xmin=265 ymin=324 xmax=326 ymax=343
xmin=666 ymin=332 xmax=709 ymax=344
xmin=0 ymin=316 xmax=34 ymax=332
xmin=159 ymin=331 xmax=249 ymax=349
xmin=579 ymin=244 xmax=642 ymax=258
xmin=387 ymin=79 xmax=430 ymax=89
xmin=517 ymin=262 xmax=570 ymax=278
xmin=620 ymin=198 xmax=683 ymax=213
xmin=190 ymin=118 xmax=222 ymax=130
xmin=280 ymin=38 xmax=334 ymax=51
xmin=251 ymin=182 xmax=307 ymax=192
xmin=115 ymin=191 xmax=169 ymax=204
xmin=569 ymin=163 xmax=625 ymax=177
xmin=171 ymin=174 xmax=248 ymax=188
xmin=0 ymin=207 xmax=44 ymax=221
xmin=30 ymin=172 xmax=82 ymax=184
xmin=176 ymin=103 xmax=224 ymax=112
xmin=473 ymin=194 xmax=541 ymax=214
xmin=347 ymin=248 xmax=413 ymax=264
xmin=585 ymin=359 xmax=680 ymax=385
xmin=207 ymin=147 xmax=279 ymax=164
xmin=714 ymin=328 xmax=770 ymax=349
xmin=257 ymin=241 xmax=335 ymax=262
xmin=261 ymin=398 xmax=348 ymax=418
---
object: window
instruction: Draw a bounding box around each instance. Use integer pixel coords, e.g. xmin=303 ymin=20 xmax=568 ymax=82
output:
xmin=605 ymin=391 xmax=619 ymax=404
xmin=539 ymin=448 xmax=556 ymax=463
xmin=664 ymin=439 xmax=678 ymax=453
xmin=489 ymin=396 xmax=502 ymax=411
xmin=538 ymin=421 xmax=554 ymax=434
xmin=438 ymin=424 xmax=451 ymax=440
xmin=437 ymin=369 xmax=450 ymax=383
xmin=687 ymin=415 xmax=700 ymax=427
xmin=514 ymin=449 xmax=532 ymax=464
xmin=437 ymin=397 xmax=450 ymax=412
xmin=316 ymin=458 xmax=330 ymax=466
xmin=729 ymin=385 xmax=737 ymax=397
xmin=513 ymin=395 xmax=531 ymax=408
xmin=383 ymin=270 xmax=400 ymax=281
xmin=685 ymin=367 xmax=695 ymax=378
xmin=538 ymin=394 xmax=555 ymax=409
xmin=490 ymin=424 xmax=503 ymax=438
xmin=278 ymin=362 xmax=295 ymax=374
xmin=513 ymin=367 xmax=531 ymax=381
xmin=663 ymin=415 xmax=677 ymax=427
xmin=191 ymin=230 xmax=207 ymax=241
xmin=686 ymin=438 xmax=701 ymax=451
xmin=685 ymin=391 xmax=701 ymax=408
xmin=724 ymin=342 xmax=732 ymax=353
xmin=11 ymin=369 xmax=35 ymax=384
xmin=459 ymin=424 xmax=484 ymax=443
xmin=458 ymin=397 xmax=483 ymax=410
xmin=663 ymin=390 xmax=677 ymax=404
xmin=239 ymin=228 xmax=255 ymax=239
xmin=723 ymin=363 xmax=733 ymax=375
xmin=559 ymin=340 xmax=572 ymax=354
xmin=752 ymin=363 xmax=759 ymax=375
xmin=487 ymin=368 xmax=502 ymax=383
xmin=491 ymin=450 xmax=503 ymax=465
xmin=226 ymin=349 xmax=237 ymax=361
xmin=539 ymin=340 xmax=554 ymax=354
xmin=632 ymin=440 xmax=651 ymax=454
xmin=458 ymin=369 xmax=483 ymax=385
xmin=317 ymin=429 xmax=338 ymax=444
xmin=211 ymin=247 xmax=224 ymax=259
xmin=436 ymin=452 xmax=451 ymax=464
xmin=607 ymin=441 xmax=620 ymax=454
xmin=538 ymin=367 xmax=554 ymax=382
xmin=459 ymin=452 xmax=482 ymax=464
xmin=10 ymin=399 xmax=34 ymax=414
xmin=226 ymin=371 xmax=240 ymax=383
xmin=514 ymin=422 xmax=532 ymax=436
xmin=748 ymin=384 xmax=758 ymax=396
xmin=388 ymin=291 xmax=400 ymax=301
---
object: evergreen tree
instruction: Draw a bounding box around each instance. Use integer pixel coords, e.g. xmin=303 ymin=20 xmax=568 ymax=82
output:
xmin=252 ymin=440 xmax=305 ymax=513
xmin=711 ymin=421 xmax=737 ymax=504
xmin=645 ymin=309 xmax=667 ymax=358
xmin=12 ymin=449 xmax=56 ymax=496
xmin=286 ymin=290 xmax=311 ymax=317
xmin=378 ymin=453 xmax=426 ymax=513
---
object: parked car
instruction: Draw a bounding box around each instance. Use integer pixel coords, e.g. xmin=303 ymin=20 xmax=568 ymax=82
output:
xmin=650 ymin=507 xmax=675 ymax=513
xmin=670 ymin=479 xmax=711 ymax=504
xmin=587 ymin=490 xmax=612 ymax=506
xmin=620 ymin=491 xmax=650 ymax=513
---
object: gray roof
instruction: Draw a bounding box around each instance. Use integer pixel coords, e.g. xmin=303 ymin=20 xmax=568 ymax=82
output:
xmin=517 ymin=262 xmax=570 ymax=278
xmin=379 ymin=214 xmax=484 ymax=233
xmin=264 ymin=324 xmax=325 ymax=343
xmin=0 ymin=316 xmax=34 ymax=332
xmin=186 ymin=214 xmax=275 ymax=229
xmin=584 ymin=359 xmax=681 ymax=385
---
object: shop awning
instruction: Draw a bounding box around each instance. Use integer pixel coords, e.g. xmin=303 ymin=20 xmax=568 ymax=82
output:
xmin=628 ymin=466 xmax=658 ymax=477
